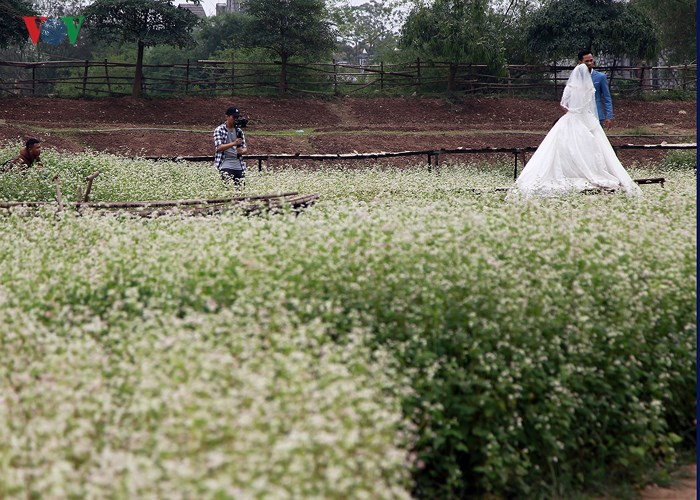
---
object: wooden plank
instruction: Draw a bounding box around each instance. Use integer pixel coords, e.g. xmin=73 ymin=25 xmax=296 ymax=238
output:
xmin=143 ymin=143 xmax=695 ymax=164
xmin=0 ymin=192 xmax=301 ymax=209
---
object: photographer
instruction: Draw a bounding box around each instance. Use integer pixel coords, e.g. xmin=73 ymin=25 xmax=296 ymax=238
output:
xmin=213 ymin=106 xmax=248 ymax=186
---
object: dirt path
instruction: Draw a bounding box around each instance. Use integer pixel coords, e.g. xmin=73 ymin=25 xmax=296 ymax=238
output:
xmin=0 ymin=96 xmax=694 ymax=162
xmin=641 ymin=464 xmax=696 ymax=499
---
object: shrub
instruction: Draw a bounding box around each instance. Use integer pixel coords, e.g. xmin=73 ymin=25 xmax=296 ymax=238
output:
xmin=662 ymin=150 xmax=696 ymax=170
xmin=0 ymin=148 xmax=695 ymax=497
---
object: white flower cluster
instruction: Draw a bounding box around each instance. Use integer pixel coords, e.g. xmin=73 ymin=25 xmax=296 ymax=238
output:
xmin=0 ymin=146 xmax=695 ymax=497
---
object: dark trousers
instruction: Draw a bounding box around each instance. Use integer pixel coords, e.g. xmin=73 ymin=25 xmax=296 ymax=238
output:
xmin=220 ymin=168 xmax=245 ymax=186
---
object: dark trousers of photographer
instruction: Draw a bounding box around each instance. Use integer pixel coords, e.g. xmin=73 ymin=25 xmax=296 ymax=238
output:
xmin=219 ymin=156 xmax=246 ymax=186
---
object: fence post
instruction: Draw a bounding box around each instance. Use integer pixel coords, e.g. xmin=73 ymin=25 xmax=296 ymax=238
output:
xmin=380 ymin=61 xmax=384 ymax=90
xmin=231 ymin=54 xmax=235 ymax=96
xmin=32 ymin=65 xmax=36 ymax=95
xmin=507 ymin=66 xmax=512 ymax=96
xmin=185 ymin=59 xmax=190 ymax=94
xmin=416 ymin=57 xmax=421 ymax=88
xmin=104 ymin=59 xmax=112 ymax=95
xmin=82 ymin=60 xmax=89 ymax=97
xmin=333 ymin=58 xmax=338 ymax=95
xmin=553 ymin=64 xmax=557 ymax=98
xmin=639 ymin=65 xmax=644 ymax=91
xmin=608 ymin=60 xmax=616 ymax=90
xmin=682 ymin=64 xmax=687 ymax=90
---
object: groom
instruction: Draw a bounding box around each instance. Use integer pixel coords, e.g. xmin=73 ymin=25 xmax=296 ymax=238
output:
xmin=578 ymin=50 xmax=613 ymax=130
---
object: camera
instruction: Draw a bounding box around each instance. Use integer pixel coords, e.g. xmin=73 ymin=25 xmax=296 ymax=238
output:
xmin=234 ymin=117 xmax=248 ymax=128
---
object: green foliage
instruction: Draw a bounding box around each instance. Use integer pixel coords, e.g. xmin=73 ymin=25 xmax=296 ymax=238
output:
xmin=242 ymin=0 xmax=335 ymax=61
xmin=0 ymin=148 xmax=695 ymax=497
xmin=0 ymin=0 xmax=37 ymax=49
xmin=193 ymin=12 xmax=251 ymax=61
xmin=632 ymin=0 xmax=696 ymax=65
xmin=634 ymin=89 xmax=698 ymax=102
xmin=400 ymin=0 xmax=505 ymax=91
xmin=82 ymin=0 xmax=200 ymax=49
xmin=144 ymin=41 xmax=204 ymax=67
xmin=82 ymin=0 xmax=200 ymax=96
xmin=47 ymin=36 xmax=145 ymax=96
xmin=526 ymin=0 xmax=659 ymax=62
xmin=662 ymin=150 xmax=696 ymax=170
xmin=239 ymin=0 xmax=336 ymax=94
xmin=401 ymin=0 xmax=501 ymax=64
xmin=32 ymin=0 xmax=86 ymax=17
xmin=330 ymin=0 xmax=397 ymax=64
xmin=489 ymin=0 xmax=541 ymax=64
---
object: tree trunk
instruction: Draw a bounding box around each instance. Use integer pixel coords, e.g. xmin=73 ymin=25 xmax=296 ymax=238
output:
xmin=133 ymin=40 xmax=145 ymax=98
xmin=279 ymin=53 xmax=288 ymax=97
xmin=447 ymin=63 xmax=457 ymax=92
xmin=609 ymin=59 xmax=616 ymax=90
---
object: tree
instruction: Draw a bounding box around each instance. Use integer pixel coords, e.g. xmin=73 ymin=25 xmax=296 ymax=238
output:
xmin=400 ymin=0 xmax=504 ymax=91
xmin=242 ymin=0 xmax=336 ymax=96
xmin=32 ymin=0 xmax=86 ymax=16
xmin=526 ymin=0 xmax=659 ymax=63
xmin=82 ymin=0 xmax=200 ymax=97
xmin=195 ymin=12 xmax=251 ymax=60
xmin=330 ymin=0 xmax=397 ymax=64
xmin=488 ymin=0 xmax=541 ymax=64
xmin=0 ymin=0 xmax=37 ymax=49
xmin=631 ymin=0 xmax=695 ymax=64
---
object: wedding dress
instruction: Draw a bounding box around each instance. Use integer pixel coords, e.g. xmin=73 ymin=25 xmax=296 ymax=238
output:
xmin=511 ymin=63 xmax=641 ymax=197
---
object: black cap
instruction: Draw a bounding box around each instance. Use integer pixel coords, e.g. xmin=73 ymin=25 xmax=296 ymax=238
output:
xmin=225 ymin=107 xmax=240 ymax=116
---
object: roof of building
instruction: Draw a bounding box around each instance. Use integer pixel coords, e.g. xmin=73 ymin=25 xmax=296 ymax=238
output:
xmin=178 ymin=3 xmax=207 ymax=18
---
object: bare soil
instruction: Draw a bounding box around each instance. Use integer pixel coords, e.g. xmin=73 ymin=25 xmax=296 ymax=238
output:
xmin=0 ymin=95 xmax=694 ymax=167
xmin=640 ymin=464 xmax=697 ymax=500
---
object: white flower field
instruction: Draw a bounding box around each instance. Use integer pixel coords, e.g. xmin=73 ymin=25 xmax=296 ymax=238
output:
xmin=0 ymin=147 xmax=696 ymax=498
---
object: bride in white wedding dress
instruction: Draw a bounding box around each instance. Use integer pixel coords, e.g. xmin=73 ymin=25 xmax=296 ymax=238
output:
xmin=510 ymin=63 xmax=641 ymax=197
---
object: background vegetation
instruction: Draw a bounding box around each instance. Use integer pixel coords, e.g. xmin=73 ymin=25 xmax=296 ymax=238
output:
xmin=0 ymin=0 xmax=695 ymax=97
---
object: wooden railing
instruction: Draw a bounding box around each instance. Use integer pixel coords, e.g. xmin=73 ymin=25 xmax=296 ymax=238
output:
xmin=144 ymin=142 xmax=697 ymax=180
xmin=0 ymin=58 xmax=695 ymax=98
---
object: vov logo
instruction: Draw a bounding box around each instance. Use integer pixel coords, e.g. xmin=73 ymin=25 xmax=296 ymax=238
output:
xmin=23 ymin=16 xmax=86 ymax=45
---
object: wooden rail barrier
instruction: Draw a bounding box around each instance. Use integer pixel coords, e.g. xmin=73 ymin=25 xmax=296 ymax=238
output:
xmin=143 ymin=143 xmax=697 ymax=180
xmin=0 ymin=190 xmax=319 ymax=217
xmin=0 ymin=59 xmax=695 ymax=97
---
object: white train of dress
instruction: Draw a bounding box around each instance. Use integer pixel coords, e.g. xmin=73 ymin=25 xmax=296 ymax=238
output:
xmin=511 ymin=64 xmax=641 ymax=197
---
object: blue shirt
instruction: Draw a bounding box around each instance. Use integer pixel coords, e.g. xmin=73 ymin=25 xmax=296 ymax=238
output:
xmin=591 ymin=69 xmax=613 ymax=121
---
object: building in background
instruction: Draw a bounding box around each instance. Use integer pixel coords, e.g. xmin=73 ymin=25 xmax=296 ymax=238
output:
xmin=216 ymin=0 xmax=247 ymax=15
xmin=178 ymin=3 xmax=207 ymax=18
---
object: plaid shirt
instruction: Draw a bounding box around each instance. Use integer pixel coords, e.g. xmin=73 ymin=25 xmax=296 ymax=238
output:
xmin=213 ymin=122 xmax=247 ymax=170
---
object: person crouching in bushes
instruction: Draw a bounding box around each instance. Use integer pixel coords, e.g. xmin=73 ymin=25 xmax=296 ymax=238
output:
xmin=213 ymin=106 xmax=247 ymax=187
xmin=2 ymin=138 xmax=44 ymax=172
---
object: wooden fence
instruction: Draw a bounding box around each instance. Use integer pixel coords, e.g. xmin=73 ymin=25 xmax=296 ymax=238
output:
xmin=0 ymin=58 xmax=696 ymax=98
xmin=143 ymin=142 xmax=697 ymax=180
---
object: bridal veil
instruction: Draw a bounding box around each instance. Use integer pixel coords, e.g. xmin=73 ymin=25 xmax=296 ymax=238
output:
xmin=511 ymin=63 xmax=642 ymax=197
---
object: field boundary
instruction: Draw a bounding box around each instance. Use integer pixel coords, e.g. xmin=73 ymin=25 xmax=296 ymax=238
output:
xmin=144 ymin=142 xmax=697 ymax=180
xmin=0 ymin=59 xmax=695 ymax=98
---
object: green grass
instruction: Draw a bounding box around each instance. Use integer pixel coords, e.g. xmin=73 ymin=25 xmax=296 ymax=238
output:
xmin=0 ymin=146 xmax=695 ymax=498
xmin=621 ymin=89 xmax=697 ymax=102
